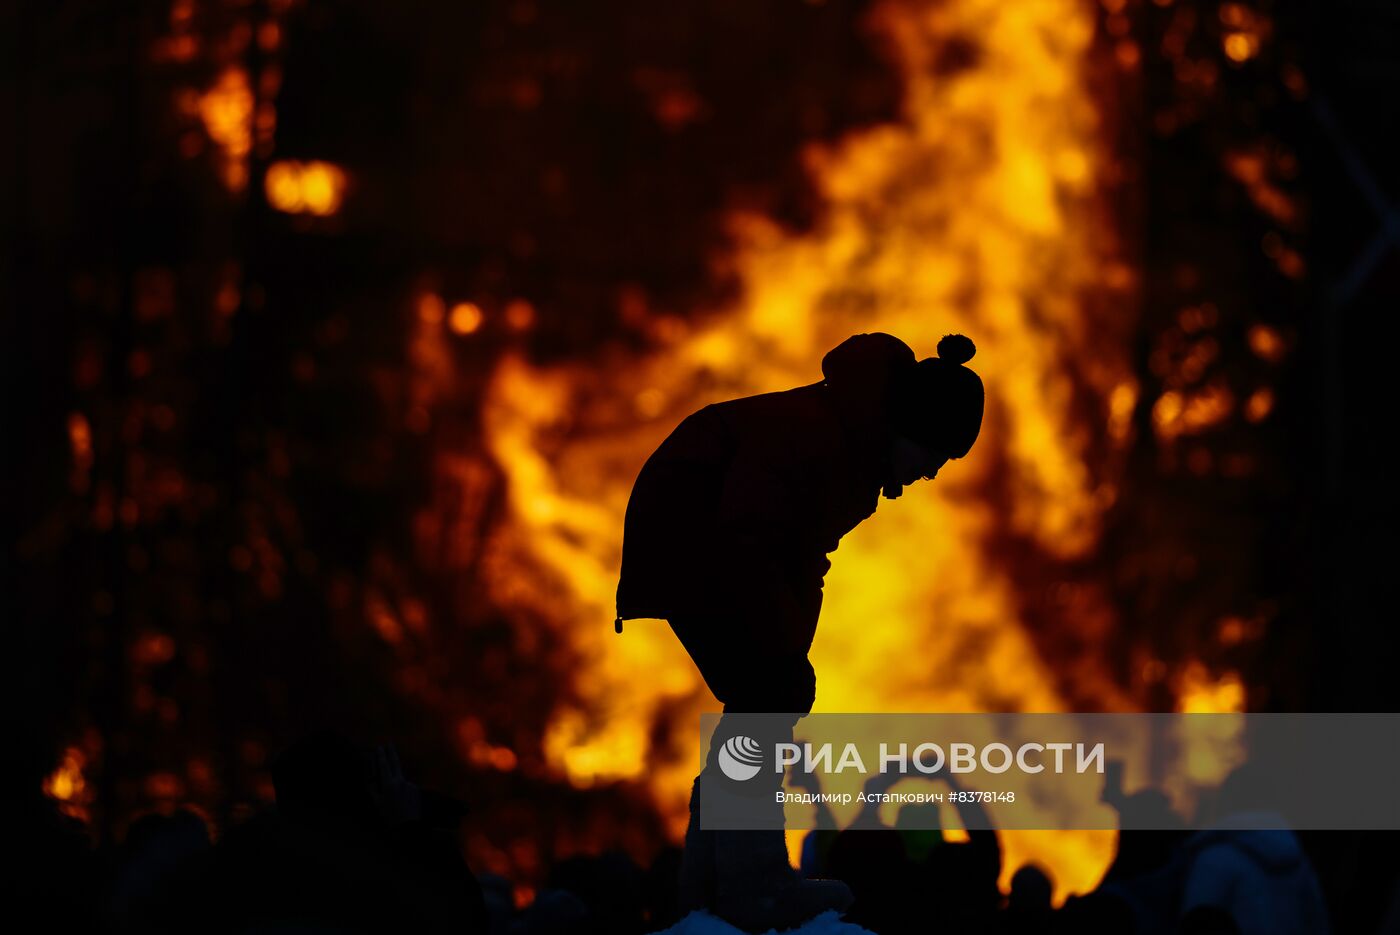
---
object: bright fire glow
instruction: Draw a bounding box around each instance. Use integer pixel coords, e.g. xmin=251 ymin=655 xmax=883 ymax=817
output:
xmin=199 ymin=67 xmax=255 ymax=191
xmin=450 ymin=302 xmax=485 ymax=335
xmin=265 ymin=160 xmax=348 ymax=216
xmin=44 ymin=747 xmax=91 ymax=822
xmin=469 ymin=0 xmax=1135 ymax=900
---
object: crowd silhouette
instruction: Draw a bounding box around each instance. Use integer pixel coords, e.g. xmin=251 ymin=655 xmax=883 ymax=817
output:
xmin=13 ymin=728 xmax=1400 ymax=934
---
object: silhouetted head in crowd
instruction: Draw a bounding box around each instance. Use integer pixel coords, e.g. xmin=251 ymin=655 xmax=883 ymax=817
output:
xmin=1202 ymin=761 xmax=1279 ymax=825
xmin=270 ymin=728 xmax=377 ymax=827
xmin=1056 ymin=890 xmax=1136 ymax=933
xmin=894 ymin=801 xmax=943 ymax=862
xmin=123 ymin=808 xmax=211 ymax=855
xmin=1008 ymin=863 xmax=1054 ymax=917
xmin=547 ymin=852 xmax=646 ymax=935
xmin=477 ymin=872 xmax=515 ymax=933
xmin=519 ymin=889 xmax=590 ymax=935
xmin=108 ymin=809 xmax=212 ymax=924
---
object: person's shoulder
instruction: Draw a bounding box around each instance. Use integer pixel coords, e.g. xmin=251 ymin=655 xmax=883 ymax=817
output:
xmin=710 ymin=382 xmax=827 ymax=419
xmin=710 ymin=384 xmax=835 ymax=458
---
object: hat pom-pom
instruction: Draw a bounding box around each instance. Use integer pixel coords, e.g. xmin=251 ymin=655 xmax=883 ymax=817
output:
xmin=937 ymin=333 xmax=976 ymax=365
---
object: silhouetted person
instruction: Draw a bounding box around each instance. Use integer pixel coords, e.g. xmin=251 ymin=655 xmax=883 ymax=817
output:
xmin=615 ymin=332 xmax=985 ymax=932
xmin=996 ymin=863 xmax=1054 ymax=934
xmin=547 ymin=851 xmax=647 ymax=935
xmin=105 ymin=808 xmax=212 ymax=931
xmin=1052 ymin=890 xmax=1137 ymax=934
xmin=824 ymin=826 xmax=915 ymax=933
xmin=816 ymin=766 xmax=1002 ymax=934
xmin=209 ymin=731 xmax=486 ymax=933
xmin=1106 ymin=763 xmax=1330 ymax=935
xmin=1101 ymin=758 xmax=1191 ymax=884
xmin=915 ymin=771 xmax=1002 ymax=933
xmin=644 ymin=845 xmax=686 ymax=931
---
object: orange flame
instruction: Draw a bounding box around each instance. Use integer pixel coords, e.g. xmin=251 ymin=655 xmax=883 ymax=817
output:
xmin=199 ymin=67 xmax=255 ymax=191
xmin=471 ymin=0 xmax=1136 ymax=899
xmin=265 ymin=160 xmax=348 ymax=216
xmin=44 ymin=747 xmax=92 ymax=822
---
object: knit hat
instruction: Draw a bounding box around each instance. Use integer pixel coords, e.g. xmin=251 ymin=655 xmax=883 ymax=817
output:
xmin=820 ymin=332 xmax=918 ymax=442
xmin=894 ymin=334 xmax=984 ymax=459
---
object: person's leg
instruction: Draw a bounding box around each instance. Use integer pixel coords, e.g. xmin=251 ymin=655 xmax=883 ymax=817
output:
xmin=671 ymin=615 xmax=728 ymax=913
xmin=704 ymin=656 xmax=852 ymax=932
xmin=672 ymin=616 xmax=807 ymax=913
xmin=671 ymin=615 xmax=812 ymax=834
xmin=699 ymin=657 xmax=811 ymax=831
xmin=670 ymin=617 xmax=849 ymax=930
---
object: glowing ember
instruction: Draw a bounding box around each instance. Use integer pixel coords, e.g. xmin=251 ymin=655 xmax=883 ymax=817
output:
xmin=1153 ymin=383 xmax=1235 ymax=440
xmin=67 ymin=411 xmax=94 ymax=492
xmin=265 ymin=160 xmax=348 ymax=216
xmin=199 ymin=67 xmax=255 ymax=190
xmin=450 ymin=302 xmax=485 ymax=335
xmin=1243 ymin=387 xmax=1274 ymax=423
xmin=504 ymin=299 xmax=535 ymax=332
xmin=43 ymin=747 xmax=92 ymax=822
xmin=1218 ymin=3 xmax=1269 ymax=64
xmin=469 ymin=0 xmax=1136 ymax=899
xmin=1246 ymin=323 xmax=1287 ymax=363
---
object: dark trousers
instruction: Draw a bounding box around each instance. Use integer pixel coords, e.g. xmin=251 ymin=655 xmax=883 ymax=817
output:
xmin=670 ymin=615 xmax=817 ymax=713
xmin=670 ymin=615 xmax=816 ymax=828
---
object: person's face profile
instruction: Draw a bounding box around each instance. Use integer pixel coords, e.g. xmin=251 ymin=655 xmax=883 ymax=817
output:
xmin=890 ymin=435 xmax=947 ymax=487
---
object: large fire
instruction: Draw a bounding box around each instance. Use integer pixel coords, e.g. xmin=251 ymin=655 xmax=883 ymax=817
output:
xmin=468 ymin=0 xmax=1140 ymax=898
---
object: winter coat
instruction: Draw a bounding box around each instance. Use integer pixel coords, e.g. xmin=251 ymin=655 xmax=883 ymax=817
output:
xmin=615 ymin=333 xmax=915 ymax=655
xmin=1178 ymin=823 xmax=1330 ymax=935
xmin=1110 ymin=818 xmax=1331 ymax=935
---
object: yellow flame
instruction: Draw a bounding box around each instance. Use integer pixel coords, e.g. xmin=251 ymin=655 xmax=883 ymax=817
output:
xmin=1171 ymin=663 xmax=1247 ymax=808
xmin=473 ymin=0 xmax=1133 ymax=899
xmin=1178 ymin=662 xmax=1246 ymax=715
